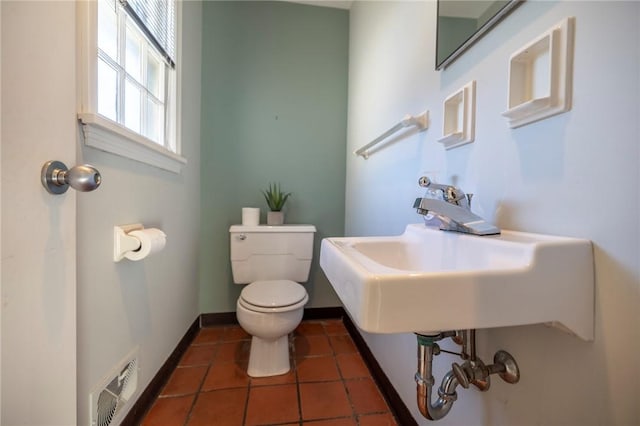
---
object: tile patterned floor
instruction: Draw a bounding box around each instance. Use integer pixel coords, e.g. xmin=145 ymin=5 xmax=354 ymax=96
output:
xmin=141 ymin=319 xmax=398 ymax=426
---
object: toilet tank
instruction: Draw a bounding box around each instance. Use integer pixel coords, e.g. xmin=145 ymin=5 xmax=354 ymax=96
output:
xmin=229 ymin=224 xmax=316 ymax=284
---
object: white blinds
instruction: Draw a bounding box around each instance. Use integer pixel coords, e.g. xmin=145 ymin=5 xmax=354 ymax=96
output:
xmin=120 ymin=0 xmax=176 ymax=67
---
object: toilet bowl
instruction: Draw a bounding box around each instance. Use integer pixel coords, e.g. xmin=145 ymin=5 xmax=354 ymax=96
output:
xmin=230 ymin=224 xmax=316 ymax=377
xmin=236 ymin=279 xmax=308 ymax=377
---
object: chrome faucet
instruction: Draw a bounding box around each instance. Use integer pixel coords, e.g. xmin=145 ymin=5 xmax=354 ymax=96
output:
xmin=413 ymin=177 xmax=500 ymax=236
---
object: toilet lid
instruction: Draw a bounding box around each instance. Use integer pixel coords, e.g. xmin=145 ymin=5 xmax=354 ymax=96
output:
xmin=240 ymin=280 xmax=307 ymax=308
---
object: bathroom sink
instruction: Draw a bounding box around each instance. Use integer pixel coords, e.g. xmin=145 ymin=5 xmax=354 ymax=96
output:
xmin=320 ymin=224 xmax=594 ymax=340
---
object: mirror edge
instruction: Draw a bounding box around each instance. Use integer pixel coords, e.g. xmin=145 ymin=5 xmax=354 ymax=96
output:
xmin=436 ymin=0 xmax=525 ymax=71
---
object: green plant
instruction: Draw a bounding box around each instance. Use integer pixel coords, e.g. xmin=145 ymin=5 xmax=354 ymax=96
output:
xmin=261 ymin=183 xmax=291 ymax=212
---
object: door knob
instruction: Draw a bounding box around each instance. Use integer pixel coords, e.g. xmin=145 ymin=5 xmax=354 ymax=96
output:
xmin=41 ymin=160 xmax=102 ymax=194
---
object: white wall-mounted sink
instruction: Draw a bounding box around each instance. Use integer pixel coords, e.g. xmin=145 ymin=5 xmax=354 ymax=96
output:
xmin=320 ymin=224 xmax=594 ymax=340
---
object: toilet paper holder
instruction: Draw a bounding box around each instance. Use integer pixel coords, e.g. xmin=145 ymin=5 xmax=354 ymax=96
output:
xmin=114 ymin=223 xmax=166 ymax=262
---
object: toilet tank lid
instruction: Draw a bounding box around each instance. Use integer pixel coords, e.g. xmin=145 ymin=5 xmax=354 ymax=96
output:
xmin=229 ymin=224 xmax=316 ymax=233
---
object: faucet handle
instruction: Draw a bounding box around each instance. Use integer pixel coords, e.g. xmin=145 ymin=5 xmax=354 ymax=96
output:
xmin=466 ymin=193 xmax=473 ymax=208
xmin=451 ymin=362 xmax=471 ymax=389
xmin=452 ymin=360 xmax=491 ymax=392
xmin=418 ymin=177 xmax=467 ymax=206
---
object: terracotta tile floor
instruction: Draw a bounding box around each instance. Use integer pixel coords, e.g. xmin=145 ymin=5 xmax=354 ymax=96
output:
xmin=141 ymin=319 xmax=398 ymax=426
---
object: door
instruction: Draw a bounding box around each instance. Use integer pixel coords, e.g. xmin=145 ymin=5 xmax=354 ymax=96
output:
xmin=1 ymin=1 xmax=78 ymax=424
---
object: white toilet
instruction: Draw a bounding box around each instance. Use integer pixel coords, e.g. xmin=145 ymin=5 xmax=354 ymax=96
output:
xmin=229 ymin=224 xmax=316 ymax=377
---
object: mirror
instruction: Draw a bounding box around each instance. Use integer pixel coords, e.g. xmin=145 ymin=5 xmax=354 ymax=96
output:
xmin=436 ymin=0 xmax=523 ymax=70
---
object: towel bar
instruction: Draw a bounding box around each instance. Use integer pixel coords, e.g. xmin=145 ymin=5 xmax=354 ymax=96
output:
xmin=354 ymin=111 xmax=428 ymax=159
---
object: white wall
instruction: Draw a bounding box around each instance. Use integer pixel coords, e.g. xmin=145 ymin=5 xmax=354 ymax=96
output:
xmin=76 ymin=1 xmax=202 ymax=424
xmin=346 ymin=1 xmax=639 ymax=424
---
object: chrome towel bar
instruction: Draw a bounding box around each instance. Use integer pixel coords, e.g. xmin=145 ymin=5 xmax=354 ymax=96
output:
xmin=354 ymin=111 xmax=428 ymax=159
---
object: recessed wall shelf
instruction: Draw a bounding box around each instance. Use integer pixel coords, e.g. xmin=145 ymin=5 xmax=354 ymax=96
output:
xmin=502 ymin=17 xmax=575 ymax=128
xmin=438 ymin=81 xmax=476 ymax=150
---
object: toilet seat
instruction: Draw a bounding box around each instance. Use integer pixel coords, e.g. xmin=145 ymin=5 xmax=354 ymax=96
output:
xmin=239 ymin=280 xmax=308 ymax=313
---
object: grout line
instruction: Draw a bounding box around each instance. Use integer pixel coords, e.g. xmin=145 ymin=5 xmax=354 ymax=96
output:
xmin=182 ymin=331 xmax=213 ymax=426
xmin=181 ymin=390 xmax=199 ymax=425
xmin=241 ymin=381 xmax=250 ymax=426
xmin=293 ymin=335 xmax=305 ymax=424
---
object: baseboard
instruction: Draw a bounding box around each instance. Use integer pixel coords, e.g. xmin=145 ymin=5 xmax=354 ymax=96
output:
xmin=302 ymin=306 xmax=344 ymax=320
xmin=120 ymin=317 xmax=199 ymax=426
xmin=121 ymin=307 xmax=416 ymax=426
xmin=199 ymin=306 xmax=347 ymax=326
xmin=343 ymin=313 xmax=418 ymax=426
xmin=200 ymin=311 xmax=238 ymax=327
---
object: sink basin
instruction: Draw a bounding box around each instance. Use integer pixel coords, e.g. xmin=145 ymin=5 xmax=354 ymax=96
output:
xmin=320 ymin=224 xmax=594 ymax=340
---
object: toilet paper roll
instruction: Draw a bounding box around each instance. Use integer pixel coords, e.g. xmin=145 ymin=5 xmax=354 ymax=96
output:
xmin=242 ymin=207 xmax=260 ymax=226
xmin=124 ymin=228 xmax=167 ymax=261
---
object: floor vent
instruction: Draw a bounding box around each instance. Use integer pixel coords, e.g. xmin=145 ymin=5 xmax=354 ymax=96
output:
xmin=90 ymin=350 xmax=139 ymax=426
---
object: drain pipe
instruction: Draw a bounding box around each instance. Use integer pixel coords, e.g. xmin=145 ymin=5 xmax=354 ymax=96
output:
xmin=415 ymin=334 xmax=460 ymax=420
xmin=415 ymin=331 xmax=521 ymax=421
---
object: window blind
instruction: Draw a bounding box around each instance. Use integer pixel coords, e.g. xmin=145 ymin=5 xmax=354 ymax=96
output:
xmin=119 ymin=0 xmax=176 ymax=68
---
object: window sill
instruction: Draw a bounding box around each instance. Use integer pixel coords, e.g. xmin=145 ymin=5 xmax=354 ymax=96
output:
xmin=78 ymin=113 xmax=187 ymax=173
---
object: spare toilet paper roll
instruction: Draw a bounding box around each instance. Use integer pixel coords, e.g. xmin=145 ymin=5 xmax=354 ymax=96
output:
xmin=242 ymin=207 xmax=260 ymax=226
xmin=124 ymin=228 xmax=167 ymax=261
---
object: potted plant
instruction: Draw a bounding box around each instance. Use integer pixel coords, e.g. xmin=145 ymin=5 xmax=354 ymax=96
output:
xmin=262 ymin=183 xmax=291 ymax=225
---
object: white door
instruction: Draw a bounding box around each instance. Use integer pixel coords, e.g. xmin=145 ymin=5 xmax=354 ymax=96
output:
xmin=1 ymin=2 xmax=78 ymax=424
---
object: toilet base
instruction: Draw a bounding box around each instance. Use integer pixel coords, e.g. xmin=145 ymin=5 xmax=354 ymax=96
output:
xmin=247 ymin=335 xmax=291 ymax=377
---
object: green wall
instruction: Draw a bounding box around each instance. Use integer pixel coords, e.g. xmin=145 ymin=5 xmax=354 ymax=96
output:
xmin=199 ymin=1 xmax=348 ymax=313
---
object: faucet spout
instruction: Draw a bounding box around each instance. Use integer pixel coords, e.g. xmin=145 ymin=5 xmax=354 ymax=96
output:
xmin=413 ymin=197 xmax=500 ymax=235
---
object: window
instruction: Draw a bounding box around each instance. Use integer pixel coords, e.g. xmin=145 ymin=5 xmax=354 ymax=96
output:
xmin=78 ymin=0 xmax=186 ymax=173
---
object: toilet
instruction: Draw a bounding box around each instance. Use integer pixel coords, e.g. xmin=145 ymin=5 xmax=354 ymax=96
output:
xmin=229 ymin=224 xmax=316 ymax=377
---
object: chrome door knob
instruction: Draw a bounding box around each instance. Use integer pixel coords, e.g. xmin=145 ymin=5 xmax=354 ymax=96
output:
xmin=41 ymin=160 xmax=102 ymax=194
xmin=64 ymin=164 xmax=102 ymax=192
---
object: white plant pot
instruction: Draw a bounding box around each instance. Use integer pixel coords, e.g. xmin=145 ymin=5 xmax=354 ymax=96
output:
xmin=267 ymin=211 xmax=284 ymax=225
